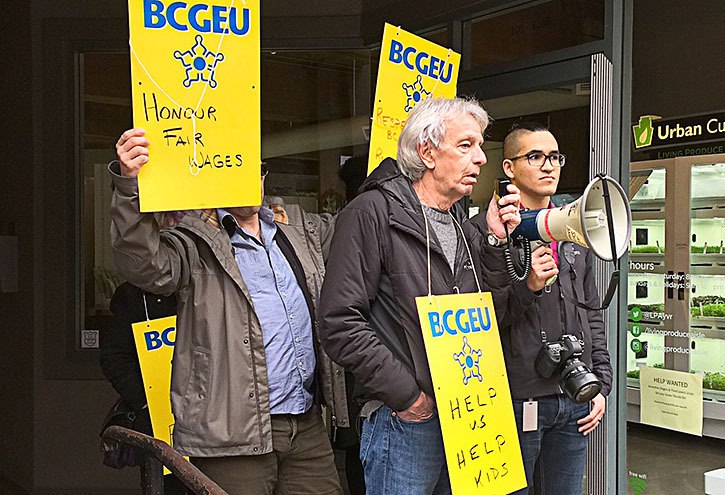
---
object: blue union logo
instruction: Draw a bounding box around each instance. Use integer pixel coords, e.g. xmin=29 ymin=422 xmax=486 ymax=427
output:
xmin=402 ymin=75 xmax=430 ymax=112
xmin=453 ymin=337 xmax=483 ymax=385
xmin=174 ymin=35 xmax=225 ymax=88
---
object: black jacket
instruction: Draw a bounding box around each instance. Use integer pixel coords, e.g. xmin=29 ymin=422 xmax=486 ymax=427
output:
xmin=470 ymin=212 xmax=613 ymax=399
xmin=318 ymin=159 xmax=518 ymax=411
xmin=100 ymin=282 xmax=177 ymax=434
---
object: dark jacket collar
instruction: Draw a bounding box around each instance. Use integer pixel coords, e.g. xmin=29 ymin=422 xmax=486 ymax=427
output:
xmin=361 ymin=158 xmax=468 ymax=240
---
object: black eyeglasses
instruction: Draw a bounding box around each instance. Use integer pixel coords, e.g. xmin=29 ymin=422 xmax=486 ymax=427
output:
xmin=261 ymin=163 xmax=269 ymax=178
xmin=507 ymin=151 xmax=566 ymax=168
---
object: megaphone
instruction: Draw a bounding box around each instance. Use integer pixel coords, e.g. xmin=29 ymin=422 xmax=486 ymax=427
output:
xmin=511 ymin=175 xmax=631 ymax=261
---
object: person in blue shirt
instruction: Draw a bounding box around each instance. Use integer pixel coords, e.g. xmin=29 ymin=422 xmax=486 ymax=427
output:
xmin=110 ymin=128 xmax=348 ymax=495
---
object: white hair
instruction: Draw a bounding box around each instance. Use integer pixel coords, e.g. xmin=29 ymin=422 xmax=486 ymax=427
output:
xmin=397 ymin=96 xmax=489 ymax=182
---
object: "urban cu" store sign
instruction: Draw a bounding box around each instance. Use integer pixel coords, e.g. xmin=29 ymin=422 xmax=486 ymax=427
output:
xmin=633 ymin=111 xmax=725 ymax=150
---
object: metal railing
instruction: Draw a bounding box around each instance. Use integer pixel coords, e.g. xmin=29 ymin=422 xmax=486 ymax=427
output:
xmin=101 ymin=426 xmax=228 ymax=495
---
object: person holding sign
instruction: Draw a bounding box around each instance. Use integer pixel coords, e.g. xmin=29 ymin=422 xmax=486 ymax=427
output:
xmin=318 ymin=97 xmax=524 ymax=495
xmin=100 ymin=281 xmax=187 ymax=494
xmin=109 ymin=128 xmax=348 ymax=495
xmin=471 ymin=122 xmax=613 ymax=495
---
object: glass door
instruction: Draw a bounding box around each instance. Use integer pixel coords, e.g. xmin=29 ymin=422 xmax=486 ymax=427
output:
xmin=626 ymin=154 xmax=725 ymax=495
xmin=627 ymin=165 xmax=668 ymax=375
xmin=688 ymin=161 xmax=725 ymax=401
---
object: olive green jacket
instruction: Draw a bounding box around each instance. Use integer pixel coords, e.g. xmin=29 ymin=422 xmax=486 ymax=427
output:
xmin=109 ymin=164 xmax=348 ymax=457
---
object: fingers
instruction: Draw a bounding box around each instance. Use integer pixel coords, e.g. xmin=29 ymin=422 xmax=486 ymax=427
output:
xmin=578 ymin=417 xmax=600 ymax=436
xmin=577 ymin=410 xmax=598 ymax=433
xmin=496 ymin=195 xmax=521 ymax=229
xmin=577 ymin=413 xmax=602 ymax=435
xmin=499 ymin=210 xmax=520 ymax=226
xmin=116 ymin=128 xmax=150 ymax=177
xmin=116 ymin=128 xmax=145 ymax=148
xmin=500 ymin=183 xmax=521 ymax=201
xmin=532 ymin=249 xmax=558 ymax=276
xmin=577 ymin=395 xmax=606 ymax=435
xmin=533 ymin=257 xmax=558 ymax=272
xmin=498 ymin=192 xmax=521 ymax=209
xmin=526 ymin=246 xmax=558 ymax=291
xmin=396 ymin=391 xmax=435 ymax=422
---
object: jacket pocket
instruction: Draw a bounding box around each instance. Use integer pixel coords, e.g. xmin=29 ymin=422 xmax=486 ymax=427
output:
xmin=178 ymin=348 xmax=211 ymax=431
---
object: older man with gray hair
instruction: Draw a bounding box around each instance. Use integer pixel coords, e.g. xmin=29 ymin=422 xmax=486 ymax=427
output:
xmin=318 ymin=96 xmax=522 ymax=494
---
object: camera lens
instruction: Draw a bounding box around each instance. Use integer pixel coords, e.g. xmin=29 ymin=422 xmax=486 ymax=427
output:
xmin=559 ymin=360 xmax=602 ymax=404
xmin=573 ymin=382 xmax=602 ymax=403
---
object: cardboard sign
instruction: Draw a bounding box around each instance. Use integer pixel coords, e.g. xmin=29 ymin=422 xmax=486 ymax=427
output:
xmin=367 ymin=24 xmax=461 ymax=174
xmin=416 ymin=292 xmax=526 ymax=495
xmin=128 ymin=0 xmax=261 ymax=211
xmin=132 ymin=315 xmax=179 ymax=472
xmin=640 ymin=366 xmax=703 ymax=436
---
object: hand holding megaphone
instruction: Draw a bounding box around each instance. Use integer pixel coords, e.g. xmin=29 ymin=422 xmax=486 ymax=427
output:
xmin=485 ymin=181 xmax=522 ymax=239
xmin=511 ymin=175 xmax=632 ymax=261
xmin=505 ymin=174 xmax=632 ymax=310
xmin=528 ymin=244 xmax=559 ymax=292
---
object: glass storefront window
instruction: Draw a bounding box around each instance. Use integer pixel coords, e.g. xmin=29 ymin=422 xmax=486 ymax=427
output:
xmin=78 ymin=49 xmax=372 ymax=342
xmin=420 ymin=27 xmax=448 ymax=46
xmin=468 ymin=0 xmax=604 ymax=68
xmin=627 ymin=163 xmax=725 ymax=398
xmin=689 ymin=164 xmax=725 ymax=394
xmin=627 ymin=169 xmax=667 ymax=375
xmin=626 ymin=156 xmax=725 ymax=494
xmin=79 ymin=52 xmax=132 ymax=345
xmin=260 ymin=50 xmax=372 ymax=213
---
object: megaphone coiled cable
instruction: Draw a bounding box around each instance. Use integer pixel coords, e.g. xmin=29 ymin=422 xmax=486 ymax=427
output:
xmin=503 ymin=224 xmax=532 ymax=283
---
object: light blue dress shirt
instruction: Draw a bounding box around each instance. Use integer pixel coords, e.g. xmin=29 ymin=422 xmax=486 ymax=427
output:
xmin=218 ymin=207 xmax=315 ymax=414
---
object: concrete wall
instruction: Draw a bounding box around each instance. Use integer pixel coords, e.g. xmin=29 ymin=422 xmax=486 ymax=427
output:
xmin=0 ymin=1 xmax=35 ymax=491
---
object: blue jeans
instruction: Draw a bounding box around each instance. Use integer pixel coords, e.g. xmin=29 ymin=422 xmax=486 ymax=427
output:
xmin=511 ymin=396 xmax=589 ymax=495
xmin=359 ymin=405 xmax=450 ymax=495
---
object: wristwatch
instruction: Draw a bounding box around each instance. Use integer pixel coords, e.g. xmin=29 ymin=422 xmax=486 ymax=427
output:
xmin=487 ymin=232 xmax=507 ymax=247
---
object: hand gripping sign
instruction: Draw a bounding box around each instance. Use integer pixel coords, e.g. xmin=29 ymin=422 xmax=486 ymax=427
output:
xmin=128 ymin=0 xmax=261 ymax=212
xmin=416 ymin=292 xmax=526 ymax=495
xmin=367 ymin=23 xmax=461 ymax=175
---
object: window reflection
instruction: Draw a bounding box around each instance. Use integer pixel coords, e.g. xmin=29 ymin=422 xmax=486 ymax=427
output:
xmin=80 ymin=52 xmax=132 ymax=335
xmin=79 ymin=49 xmax=372 ymax=337
xmin=261 ymin=50 xmax=372 ymax=213
xmin=468 ymin=0 xmax=604 ymax=68
xmin=627 ymin=161 xmax=725 ymax=400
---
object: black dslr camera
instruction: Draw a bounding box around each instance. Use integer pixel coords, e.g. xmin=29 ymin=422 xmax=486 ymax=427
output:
xmin=534 ymin=334 xmax=602 ymax=404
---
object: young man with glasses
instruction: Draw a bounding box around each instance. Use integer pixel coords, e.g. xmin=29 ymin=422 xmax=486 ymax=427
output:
xmin=472 ymin=122 xmax=612 ymax=495
xmin=109 ymin=128 xmax=348 ymax=495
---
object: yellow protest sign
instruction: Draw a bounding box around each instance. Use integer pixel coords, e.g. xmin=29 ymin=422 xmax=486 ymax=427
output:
xmin=367 ymin=24 xmax=461 ymax=174
xmin=416 ymin=292 xmax=526 ymax=495
xmin=128 ymin=0 xmax=261 ymax=212
xmin=132 ymin=315 xmax=179 ymax=472
xmin=640 ymin=366 xmax=703 ymax=436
